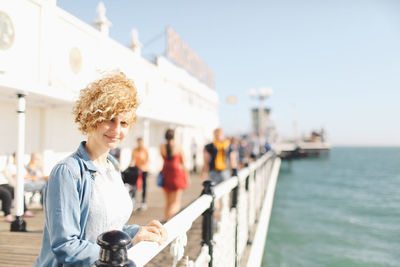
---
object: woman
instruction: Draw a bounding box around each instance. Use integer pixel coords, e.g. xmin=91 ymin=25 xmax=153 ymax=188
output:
xmin=25 ymin=153 xmax=47 ymax=205
xmin=159 ymin=129 xmax=188 ymax=221
xmin=35 ymin=72 xmax=167 ymax=267
xmin=26 ymin=153 xmax=45 ymax=180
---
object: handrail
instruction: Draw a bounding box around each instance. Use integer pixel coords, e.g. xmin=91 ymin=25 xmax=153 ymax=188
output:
xmin=213 ymin=176 xmax=238 ymax=199
xmin=213 ymin=152 xmax=274 ymax=200
xmin=127 ymin=194 xmax=213 ymax=266
xmin=111 ymin=151 xmax=278 ymax=267
xmin=246 ymin=157 xmax=281 ymax=267
xmin=237 ymin=151 xmax=273 ymax=184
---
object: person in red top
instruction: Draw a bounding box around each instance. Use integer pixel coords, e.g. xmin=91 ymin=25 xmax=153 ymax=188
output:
xmin=159 ymin=129 xmax=188 ymax=221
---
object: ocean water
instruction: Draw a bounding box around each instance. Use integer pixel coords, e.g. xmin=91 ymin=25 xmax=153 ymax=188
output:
xmin=262 ymin=147 xmax=400 ymax=267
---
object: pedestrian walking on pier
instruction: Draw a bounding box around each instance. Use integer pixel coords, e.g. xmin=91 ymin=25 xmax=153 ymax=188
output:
xmin=35 ymin=72 xmax=167 ymax=267
xmin=200 ymin=128 xmax=234 ymax=183
xmin=159 ymin=129 xmax=189 ymax=221
xmin=130 ymin=137 xmax=149 ymax=210
xmin=201 ymin=128 xmax=235 ymax=223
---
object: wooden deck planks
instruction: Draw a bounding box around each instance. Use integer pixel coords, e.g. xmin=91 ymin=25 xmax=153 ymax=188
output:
xmin=0 ymin=173 xmax=203 ymax=266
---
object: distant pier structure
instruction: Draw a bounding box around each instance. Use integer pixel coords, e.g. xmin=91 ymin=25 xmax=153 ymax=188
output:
xmin=273 ymin=142 xmax=331 ymax=160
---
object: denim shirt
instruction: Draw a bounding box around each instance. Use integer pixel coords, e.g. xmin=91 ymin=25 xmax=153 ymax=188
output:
xmin=35 ymin=141 xmax=140 ymax=267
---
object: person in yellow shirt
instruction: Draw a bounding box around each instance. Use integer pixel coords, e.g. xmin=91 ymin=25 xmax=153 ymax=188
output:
xmin=200 ymin=128 xmax=235 ymax=184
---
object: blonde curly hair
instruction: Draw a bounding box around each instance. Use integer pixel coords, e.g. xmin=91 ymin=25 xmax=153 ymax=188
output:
xmin=73 ymin=72 xmax=139 ymax=135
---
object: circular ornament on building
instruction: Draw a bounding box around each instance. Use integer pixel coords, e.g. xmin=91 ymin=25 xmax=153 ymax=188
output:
xmin=69 ymin=47 xmax=82 ymax=74
xmin=0 ymin=11 xmax=15 ymax=50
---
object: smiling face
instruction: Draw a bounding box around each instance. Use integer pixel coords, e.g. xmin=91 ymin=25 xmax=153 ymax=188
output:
xmin=87 ymin=112 xmax=130 ymax=152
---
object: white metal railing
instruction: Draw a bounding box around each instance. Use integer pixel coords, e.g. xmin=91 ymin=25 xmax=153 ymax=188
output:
xmin=123 ymin=151 xmax=280 ymax=267
xmin=246 ymin=157 xmax=281 ymax=267
xmin=127 ymin=194 xmax=213 ymax=266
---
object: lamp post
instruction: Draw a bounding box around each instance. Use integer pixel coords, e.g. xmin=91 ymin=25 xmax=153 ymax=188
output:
xmin=248 ymin=87 xmax=273 ymax=155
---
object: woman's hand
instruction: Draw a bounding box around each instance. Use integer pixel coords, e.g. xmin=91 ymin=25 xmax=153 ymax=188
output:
xmin=131 ymin=220 xmax=168 ymax=246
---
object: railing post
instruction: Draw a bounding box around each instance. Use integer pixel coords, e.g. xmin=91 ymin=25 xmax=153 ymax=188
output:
xmin=231 ymin=181 xmax=239 ymax=267
xmin=246 ymin=172 xmax=252 ymax=245
xmin=95 ymin=230 xmax=136 ymax=267
xmin=201 ymin=180 xmax=215 ymax=267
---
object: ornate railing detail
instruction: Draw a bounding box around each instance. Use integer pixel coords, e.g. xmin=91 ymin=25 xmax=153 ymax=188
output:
xmin=99 ymin=152 xmax=281 ymax=267
xmin=237 ymin=172 xmax=249 ymax=263
xmin=212 ymin=192 xmax=236 ymax=267
xmin=248 ymin=168 xmax=256 ymax=234
xmin=170 ymin=233 xmax=188 ymax=267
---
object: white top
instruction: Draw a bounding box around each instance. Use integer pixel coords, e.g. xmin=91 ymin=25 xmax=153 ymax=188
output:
xmin=0 ymin=163 xmax=18 ymax=186
xmin=84 ymin=160 xmax=133 ymax=243
xmin=0 ymin=172 xmax=8 ymax=185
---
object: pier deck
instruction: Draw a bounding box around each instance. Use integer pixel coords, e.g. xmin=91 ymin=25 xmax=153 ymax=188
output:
xmin=0 ymin=173 xmax=204 ymax=267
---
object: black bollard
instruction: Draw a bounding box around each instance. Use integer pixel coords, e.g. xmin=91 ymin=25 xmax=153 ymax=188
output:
xmin=10 ymin=216 xmax=26 ymax=232
xmin=95 ymin=230 xmax=136 ymax=267
xmin=201 ymin=180 xmax=215 ymax=267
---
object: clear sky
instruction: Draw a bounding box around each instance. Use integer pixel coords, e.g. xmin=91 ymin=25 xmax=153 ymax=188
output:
xmin=57 ymin=0 xmax=400 ymax=146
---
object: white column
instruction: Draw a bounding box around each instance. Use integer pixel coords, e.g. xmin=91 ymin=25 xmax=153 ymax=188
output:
xmin=15 ymin=94 xmax=26 ymax=217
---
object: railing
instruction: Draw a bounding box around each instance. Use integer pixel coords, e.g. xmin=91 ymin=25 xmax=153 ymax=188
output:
xmin=95 ymin=151 xmax=281 ymax=267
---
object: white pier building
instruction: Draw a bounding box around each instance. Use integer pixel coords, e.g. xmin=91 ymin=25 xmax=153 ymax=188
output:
xmin=0 ymin=0 xmax=219 ymax=174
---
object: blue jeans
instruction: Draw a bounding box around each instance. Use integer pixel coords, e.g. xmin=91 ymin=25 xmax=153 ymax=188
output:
xmin=24 ymin=178 xmax=46 ymax=193
xmin=24 ymin=178 xmax=46 ymax=205
xmin=209 ymin=170 xmax=230 ymax=185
